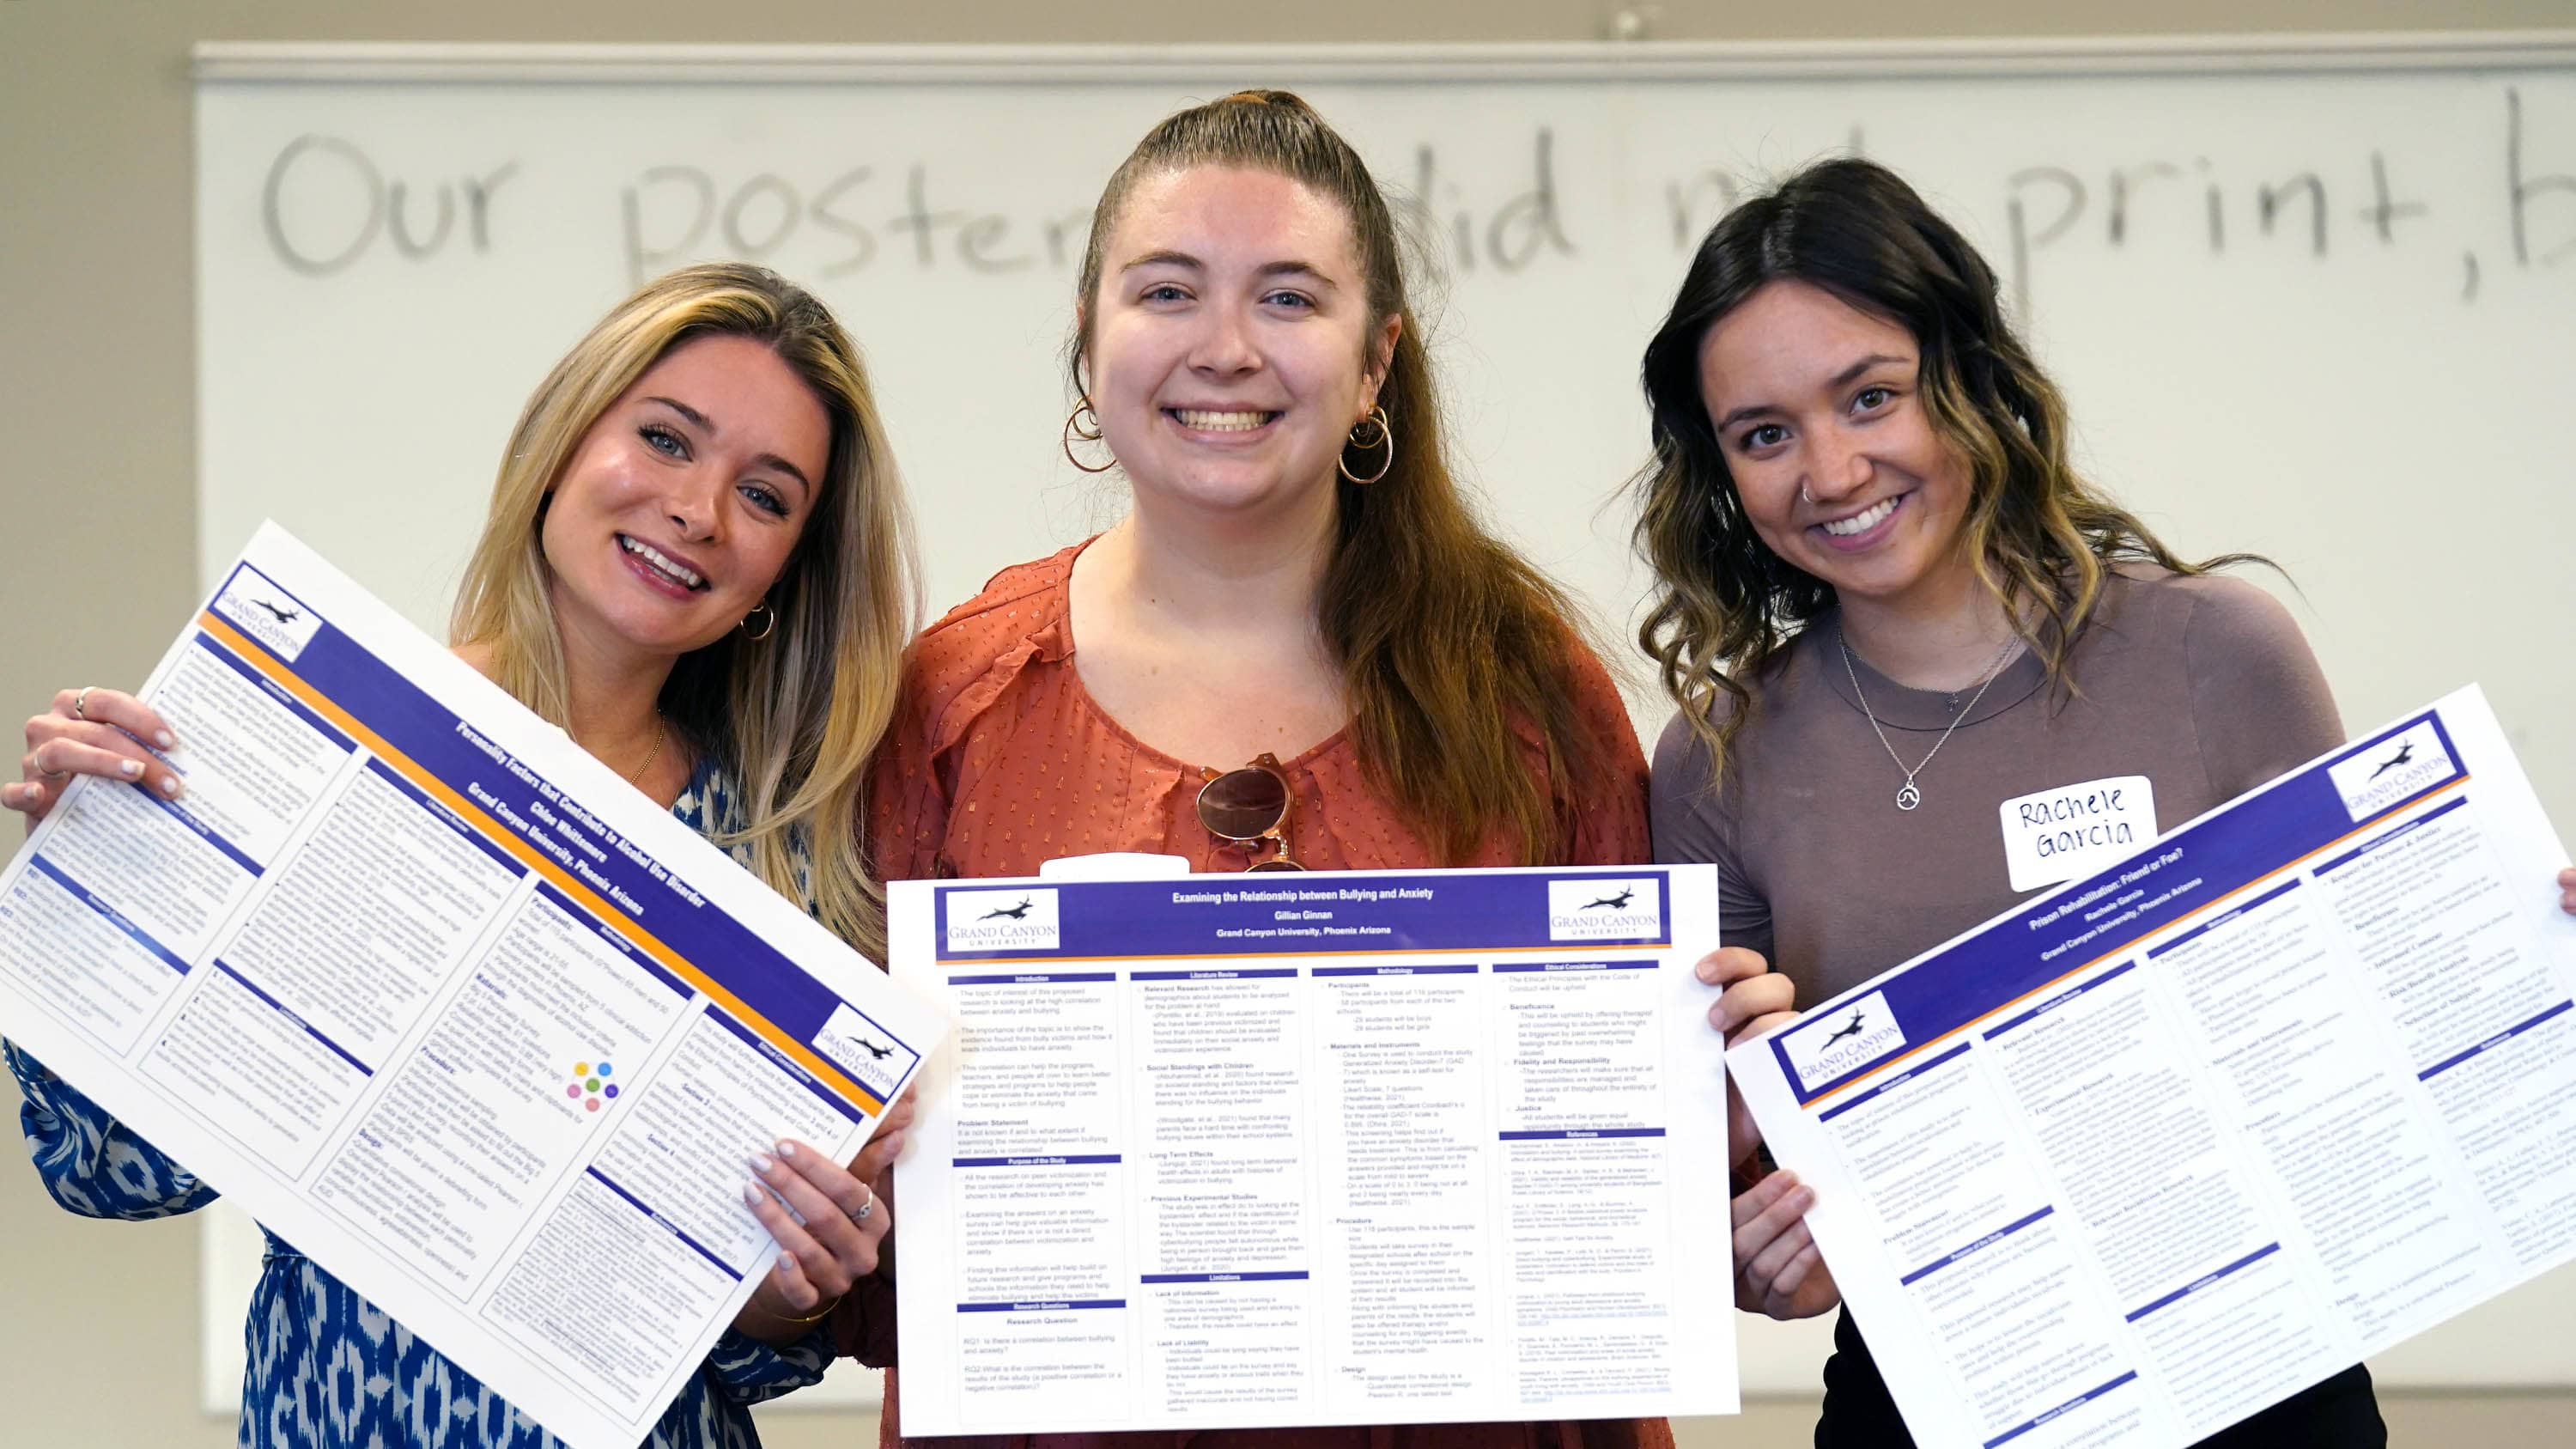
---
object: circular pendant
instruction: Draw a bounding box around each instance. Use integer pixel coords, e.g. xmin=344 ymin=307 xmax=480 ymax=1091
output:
xmin=1895 ymin=782 xmax=1922 ymax=812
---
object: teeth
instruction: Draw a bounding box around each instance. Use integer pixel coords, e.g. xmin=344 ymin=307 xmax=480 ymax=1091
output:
xmin=1173 ymin=409 xmax=1273 ymax=432
xmin=1820 ymin=498 xmax=1898 ymax=537
xmin=619 ymin=535 xmax=703 ymax=588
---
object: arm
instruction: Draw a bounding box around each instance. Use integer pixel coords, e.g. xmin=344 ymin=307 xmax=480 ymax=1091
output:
xmin=1552 ymin=644 xmax=1651 ymax=867
xmin=2184 ymin=576 xmax=2343 ymax=796
xmin=7 ymin=1040 xmax=220 ymax=1221
xmin=1648 ymin=713 xmax=1835 ymax=1318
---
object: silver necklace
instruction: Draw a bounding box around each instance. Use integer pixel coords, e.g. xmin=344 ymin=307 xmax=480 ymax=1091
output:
xmin=1838 ymin=627 xmax=2021 ymax=813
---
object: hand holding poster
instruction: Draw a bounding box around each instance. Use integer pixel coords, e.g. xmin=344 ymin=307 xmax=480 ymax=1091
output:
xmin=1729 ymin=685 xmax=2576 ymax=1449
xmin=0 ymin=524 xmax=944 ymax=1449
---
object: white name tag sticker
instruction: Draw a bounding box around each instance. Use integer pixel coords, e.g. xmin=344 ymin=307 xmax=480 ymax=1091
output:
xmin=1999 ymin=775 xmax=2158 ymax=892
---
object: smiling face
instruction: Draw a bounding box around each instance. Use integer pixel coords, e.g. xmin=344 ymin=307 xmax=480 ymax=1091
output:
xmin=1084 ymin=165 xmax=1398 ymax=518
xmin=1697 ymin=280 xmax=1978 ymax=618
xmin=539 ymin=332 xmax=829 ymax=664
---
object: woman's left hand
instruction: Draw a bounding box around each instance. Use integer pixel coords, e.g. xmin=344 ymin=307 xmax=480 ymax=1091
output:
xmin=732 ymin=1098 xmax=914 ymax=1342
xmin=2558 ymin=867 xmax=2574 ymax=916
xmin=1698 ymin=947 xmax=1797 ymax=1170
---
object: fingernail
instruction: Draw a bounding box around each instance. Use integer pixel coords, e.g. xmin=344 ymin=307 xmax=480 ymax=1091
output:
xmin=119 ymin=760 xmax=143 ymax=778
xmin=776 ymin=1140 xmax=798 ymax=1159
xmin=742 ymin=1182 xmax=763 ymax=1207
xmin=160 ymin=776 xmax=183 ymax=796
xmin=155 ymin=731 xmax=175 ymax=749
xmin=750 ymin=1153 xmax=775 ymax=1174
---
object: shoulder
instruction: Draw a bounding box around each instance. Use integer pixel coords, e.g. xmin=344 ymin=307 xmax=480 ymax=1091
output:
xmin=2100 ymin=564 xmax=2311 ymax=666
xmin=897 ymin=545 xmax=1082 ymax=731
xmin=911 ymin=546 xmax=1079 ymax=674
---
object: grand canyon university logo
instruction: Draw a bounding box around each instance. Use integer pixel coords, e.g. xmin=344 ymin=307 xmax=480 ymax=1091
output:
xmin=2325 ymin=721 xmax=2455 ymax=823
xmin=942 ymin=888 xmax=1063 ymax=953
xmin=1782 ymin=991 xmax=1909 ymax=1093
xmin=1545 ymin=878 xmax=1662 ymax=941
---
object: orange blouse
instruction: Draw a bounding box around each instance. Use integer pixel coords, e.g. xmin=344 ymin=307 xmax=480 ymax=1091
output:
xmin=839 ymin=542 xmax=1665 ymax=1449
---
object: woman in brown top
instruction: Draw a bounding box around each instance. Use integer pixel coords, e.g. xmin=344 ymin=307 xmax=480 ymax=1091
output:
xmin=1632 ymin=160 xmax=2386 ymax=1444
xmin=836 ymin=91 xmax=1784 ymax=1449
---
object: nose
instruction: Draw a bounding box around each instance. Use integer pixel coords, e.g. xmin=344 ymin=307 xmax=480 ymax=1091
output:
xmin=1187 ymin=302 xmax=1261 ymax=379
xmin=665 ymin=470 xmax=725 ymax=541
xmin=1801 ymin=423 xmax=1874 ymax=507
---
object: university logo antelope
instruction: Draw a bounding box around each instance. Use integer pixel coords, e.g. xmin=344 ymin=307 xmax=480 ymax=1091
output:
xmin=211 ymin=565 xmax=322 ymax=661
xmin=1545 ymin=878 xmax=1662 ymax=941
xmin=1781 ymin=990 xmax=1908 ymax=1093
xmin=2325 ymin=721 xmax=2455 ymax=823
xmin=944 ymin=887 xmax=1063 ymax=953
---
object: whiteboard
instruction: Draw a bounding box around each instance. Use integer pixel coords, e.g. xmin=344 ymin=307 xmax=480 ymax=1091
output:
xmin=193 ymin=36 xmax=2576 ymax=1404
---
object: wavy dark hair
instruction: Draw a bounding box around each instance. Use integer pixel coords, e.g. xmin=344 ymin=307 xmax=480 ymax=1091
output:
xmin=1633 ymin=157 xmax=2259 ymax=766
xmin=1069 ymin=90 xmax=1602 ymax=864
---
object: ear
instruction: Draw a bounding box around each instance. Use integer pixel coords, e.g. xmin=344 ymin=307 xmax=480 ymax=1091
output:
xmin=1359 ymin=312 xmax=1402 ymax=415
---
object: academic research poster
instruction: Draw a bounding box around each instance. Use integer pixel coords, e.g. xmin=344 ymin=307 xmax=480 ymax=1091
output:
xmin=1731 ymin=685 xmax=2576 ymax=1449
xmin=0 ymin=523 xmax=945 ymax=1449
xmin=889 ymin=865 xmax=1740 ymax=1434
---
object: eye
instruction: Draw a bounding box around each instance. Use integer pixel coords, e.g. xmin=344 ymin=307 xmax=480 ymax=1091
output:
xmin=1139 ymin=282 xmax=1191 ymax=304
xmin=738 ymin=482 xmax=789 ymax=517
xmin=1261 ymin=289 xmax=1316 ymax=311
xmin=640 ymin=423 xmax=689 ymax=460
xmin=1853 ymin=386 xmax=1896 ymax=413
xmin=1739 ymin=423 xmax=1789 ymax=452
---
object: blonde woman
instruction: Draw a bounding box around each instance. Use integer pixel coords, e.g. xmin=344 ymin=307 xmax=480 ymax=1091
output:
xmin=7 ymin=263 xmax=920 ymax=1448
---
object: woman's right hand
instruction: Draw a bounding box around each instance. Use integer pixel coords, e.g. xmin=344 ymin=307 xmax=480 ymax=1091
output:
xmin=8 ymin=688 xmax=186 ymax=831
xmin=7 ymin=685 xmax=186 ymax=830
xmin=1733 ymin=1168 xmax=1839 ymax=1319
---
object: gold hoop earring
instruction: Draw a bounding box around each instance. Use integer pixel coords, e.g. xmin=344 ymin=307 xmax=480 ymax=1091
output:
xmin=1062 ymin=396 xmax=1116 ymax=475
xmin=740 ymin=600 xmax=776 ymax=642
xmin=1339 ymin=406 xmax=1393 ymax=485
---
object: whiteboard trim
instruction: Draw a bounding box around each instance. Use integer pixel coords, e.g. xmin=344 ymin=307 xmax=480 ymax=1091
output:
xmin=192 ymin=33 xmax=2576 ymax=85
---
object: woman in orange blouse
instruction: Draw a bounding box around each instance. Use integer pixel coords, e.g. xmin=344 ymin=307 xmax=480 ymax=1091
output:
xmin=835 ymin=90 xmax=1793 ymax=1449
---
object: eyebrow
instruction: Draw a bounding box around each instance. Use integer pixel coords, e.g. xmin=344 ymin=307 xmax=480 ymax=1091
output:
xmin=1118 ymin=250 xmax=1341 ymax=290
xmin=1711 ymin=353 xmax=1914 ymax=434
xmin=644 ymin=395 xmax=814 ymax=498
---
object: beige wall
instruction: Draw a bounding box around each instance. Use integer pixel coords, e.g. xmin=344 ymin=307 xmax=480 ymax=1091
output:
xmin=4 ymin=3 xmax=2573 ymax=1446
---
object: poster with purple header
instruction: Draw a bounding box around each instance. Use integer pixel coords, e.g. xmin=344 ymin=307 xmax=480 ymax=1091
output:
xmin=886 ymin=863 xmax=1739 ymax=1434
xmin=1729 ymin=685 xmax=2576 ymax=1449
xmin=0 ymin=523 xmax=945 ymax=1449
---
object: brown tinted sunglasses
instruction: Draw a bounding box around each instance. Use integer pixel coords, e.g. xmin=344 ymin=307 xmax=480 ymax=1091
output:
xmin=1196 ymin=753 xmax=1303 ymax=872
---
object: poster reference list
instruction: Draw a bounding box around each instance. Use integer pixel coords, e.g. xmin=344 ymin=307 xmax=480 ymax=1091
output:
xmin=888 ymin=865 xmax=1739 ymax=1434
xmin=0 ymin=524 xmax=945 ymax=1449
xmin=1732 ymin=685 xmax=2576 ymax=1449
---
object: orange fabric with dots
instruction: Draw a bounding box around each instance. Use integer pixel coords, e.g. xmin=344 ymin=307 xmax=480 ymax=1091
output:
xmin=850 ymin=541 xmax=1668 ymax=1449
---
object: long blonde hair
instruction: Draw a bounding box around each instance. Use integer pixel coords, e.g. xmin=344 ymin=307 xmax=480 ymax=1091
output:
xmin=452 ymin=263 xmax=917 ymax=956
xmin=1070 ymin=90 xmax=1607 ymax=865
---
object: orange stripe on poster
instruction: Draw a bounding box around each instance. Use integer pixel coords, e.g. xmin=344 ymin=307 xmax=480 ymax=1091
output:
xmin=196 ymin=612 xmax=885 ymax=1117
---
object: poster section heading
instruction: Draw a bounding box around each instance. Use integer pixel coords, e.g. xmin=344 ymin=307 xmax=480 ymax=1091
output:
xmin=201 ymin=562 xmax=918 ymax=1111
xmin=932 ymin=870 xmax=1674 ymax=962
xmin=1770 ymin=709 xmax=2467 ymax=1105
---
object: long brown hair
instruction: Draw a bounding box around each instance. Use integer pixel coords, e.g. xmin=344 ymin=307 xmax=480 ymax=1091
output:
xmin=1070 ymin=90 xmax=1601 ymax=865
xmin=1634 ymin=158 xmax=2259 ymax=770
xmin=453 ymin=263 xmax=918 ymax=957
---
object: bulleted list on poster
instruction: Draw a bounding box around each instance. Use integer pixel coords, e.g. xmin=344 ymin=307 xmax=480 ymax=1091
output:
xmin=0 ymin=522 xmax=945 ymax=1449
xmin=1731 ymin=685 xmax=2576 ymax=1449
xmin=888 ymin=864 xmax=1738 ymax=1434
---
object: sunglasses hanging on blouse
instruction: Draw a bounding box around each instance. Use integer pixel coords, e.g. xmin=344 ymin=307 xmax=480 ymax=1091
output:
xmin=1197 ymin=754 xmax=1303 ymax=872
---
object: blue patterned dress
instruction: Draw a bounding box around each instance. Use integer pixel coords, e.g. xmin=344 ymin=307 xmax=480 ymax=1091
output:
xmin=7 ymin=763 xmax=832 ymax=1448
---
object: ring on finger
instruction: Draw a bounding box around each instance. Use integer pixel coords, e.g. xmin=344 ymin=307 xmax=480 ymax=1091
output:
xmin=71 ymin=687 xmax=93 ymax=721
xmin=848 ymin=1191 xmax=876 ymax=1224
xmin=36 ymin=746 xmax=68 ymax=780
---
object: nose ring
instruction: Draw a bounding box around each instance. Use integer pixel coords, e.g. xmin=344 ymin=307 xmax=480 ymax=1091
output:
xmin=1801 ymin=484 xmax=1814 ymax=505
